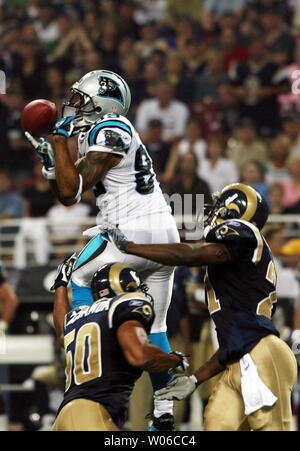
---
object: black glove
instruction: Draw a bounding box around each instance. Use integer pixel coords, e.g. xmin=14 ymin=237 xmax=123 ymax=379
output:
xmin=51 ymin=253 xmax=78 ymax=291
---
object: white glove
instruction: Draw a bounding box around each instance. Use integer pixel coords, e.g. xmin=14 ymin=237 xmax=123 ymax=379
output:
xmin=0 ymin=320 xmax=8 ymax=333
xmin=99 ymin=224 xmax=131 ymax=252
xmin=25 ymin=132 xmax=56 ymax=180
xmin=154 ymin=375 xmax=198 ymax=401
xmin=291 ymin=329 xmax=300 ymax=354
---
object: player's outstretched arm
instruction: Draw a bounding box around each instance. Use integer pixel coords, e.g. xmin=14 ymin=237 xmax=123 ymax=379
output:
xmin=52 ymin=254 xmax=78 ymax=344
xmin=101 ymin=225 xmax=231 ymax=266
xmin=117 ymin=320 xmax=188 ymax=373
xmin=52 ymin=136 xmax=121 ymax=206
xmin=125 ymin=241 xmax=231 ymax=266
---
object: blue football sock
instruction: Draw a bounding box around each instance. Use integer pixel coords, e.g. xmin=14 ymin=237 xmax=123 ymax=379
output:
xmin=148 ymin=332 xmax=173 ymax=391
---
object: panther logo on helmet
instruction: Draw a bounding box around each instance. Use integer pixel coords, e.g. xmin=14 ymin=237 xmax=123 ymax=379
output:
xmin=62 ymin=70 xmax=131 ymax=126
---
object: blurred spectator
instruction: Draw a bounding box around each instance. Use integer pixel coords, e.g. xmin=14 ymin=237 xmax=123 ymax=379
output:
xmin=198 ymin=136 xmax=239 ymax=193
xmin=268 ymin=182 xmax=286 ymax=215
xmin=46 ymin=200 xmax=91 ymax=260
xmin=117 ymin=0 xmax=140 ymax=41
xmin=281 ymin=112 xmax=300 ymax=155
xmin=165 ymin=51 xmax=194 ymax=103
xmin=164 ymin=117 xmax=206 ymax=182
xmin=282 ymin=154 xmax=300 ymax=208
xmin=51 ymin=25 xmax=93 ymax=68
xmin=0 ymin=261 xmax=19 ymax=331
xmin=278 ymin=45 xmax=300 ymax=112
xmin=0 ymin=170 xmax=23 ymax=220
xmin=33 ymin=2 xmax=60 ymax=50
xmin=13 ymin=161 xmax=54 ymax=269
xmin=134 ymin=21 xmax=165 ymax=61
xmin=119 ymin=54 xmax=145 ymax=112
xmin=43 ymin=65 xmax=65 ymax=103
xmin=194 ymin=49 xmax=228 ymax=103
xmin=0 ymin=170 xmax=23 ymax=257
xmin=135 ymin=79 xmax=189 ymax=143
xmin=180 ymin=39 xmax=206 ymax=79
xmin=240 ymin=160 xmax=269 ymax=202
xmin=229 ymin=35 xmax=290 ymax=137
xmin=166 ymin=16 xmax=196 ymax=52
xmin=143 ymin=119 xmax=171 ymax=177
xmin=203 ymin=0 xmax=247 ymax=17
xmin=134 ymin=0 xmax=167 ymax=25
xmin=218 ymin=83 xmax=240 ymax=134
xmin=166 ymin=0 xmax=203 ymax=22
xmin=280 ymin=239 xmax=300 ymax=275
xmin=261 ymin=8 xmax=295 ymax=66
xmin=265 ymin=135 xmax=291 ymax=185
xmin=167 ymin=152 xmax=212 ymax=215
xmin=141 ymin=60 xmax=162 ymax=98
xmin=81 ymin=10 xmax=101 ymax=47
xmin=13 ymin=38 xmax=45 ymax=100
xmin=217 ymin=27 xmax=249 ymax=73
xmin=0 ymin=261 xmax=19 ymax=430
xmin=96 ymin=18 xmax=120 ymax=72
xmin=4 ymin=90 xmax=34 ymax=179
xmin=226 ymin=118 xmax=268 ymax=172
xmin=22 ymin=161 xmax=55 ymax=218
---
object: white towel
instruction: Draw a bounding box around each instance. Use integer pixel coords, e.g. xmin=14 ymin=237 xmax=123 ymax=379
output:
xmin=240 ymin=353 xmax=278 ymax=415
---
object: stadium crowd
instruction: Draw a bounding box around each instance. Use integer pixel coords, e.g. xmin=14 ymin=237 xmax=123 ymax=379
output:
xmin=1 ymin=0 xmax=300 ymax=431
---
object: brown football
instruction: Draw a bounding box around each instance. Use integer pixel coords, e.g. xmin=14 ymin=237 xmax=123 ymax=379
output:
xmin=21 ymin=99 xmax=58 ymax=137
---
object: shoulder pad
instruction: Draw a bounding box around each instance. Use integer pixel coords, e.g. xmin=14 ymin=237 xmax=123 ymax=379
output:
xmin=87 ymin=117 xmax=132 ymax=155
xmin=108 ymin=293 xmax=154 ymax=334
xmin=207 ymin=220 xmax=264 ymax=263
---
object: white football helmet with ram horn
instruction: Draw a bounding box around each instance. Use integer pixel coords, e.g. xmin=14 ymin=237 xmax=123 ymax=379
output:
xmin=62 ymin=70 xmax=131 ymax=125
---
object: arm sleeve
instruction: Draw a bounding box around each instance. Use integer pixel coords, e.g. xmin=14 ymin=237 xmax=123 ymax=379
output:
xmin=108 ymin=296 xmax=155 ymax=334
xmin=206 ymin=220 xmax=262 ymax=263
xmin=87 ymin=122 xmax=132 ymax=157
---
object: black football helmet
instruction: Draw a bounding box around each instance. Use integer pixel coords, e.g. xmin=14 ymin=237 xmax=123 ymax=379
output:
xmin=204 ymin=183 xmax=269 ymax=235
xmin=91 ymin=262 xmax=149 ymax=302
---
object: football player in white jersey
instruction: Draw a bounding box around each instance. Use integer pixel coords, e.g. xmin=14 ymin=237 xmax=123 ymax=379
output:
xmin=25 ymin=70 xmax=180 ymax=431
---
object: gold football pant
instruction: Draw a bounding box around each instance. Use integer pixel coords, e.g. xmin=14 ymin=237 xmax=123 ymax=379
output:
xmin=51 ymin=399 xmax=119 ymax=431
xmin=204 ymin=335 xmax=298 ymax=431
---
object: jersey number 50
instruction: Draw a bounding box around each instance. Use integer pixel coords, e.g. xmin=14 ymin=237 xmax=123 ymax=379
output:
xmin=64 ymin=322 xmax=102 ymax=391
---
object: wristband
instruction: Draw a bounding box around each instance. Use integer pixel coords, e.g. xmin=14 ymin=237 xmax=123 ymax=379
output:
xmin=42 ymin=166 xmax=56 ymax=180
xmin=191 ymin=374 xmax=200 ymax=387
xmin=0 ymin=320 xmax=8 ymax=332
xmin=74 ymin=174 xmax=83 ymax=203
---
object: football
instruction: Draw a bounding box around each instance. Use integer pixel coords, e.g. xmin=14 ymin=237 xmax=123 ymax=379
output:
xmin=21 ymin=99 xmax=58 ymax=137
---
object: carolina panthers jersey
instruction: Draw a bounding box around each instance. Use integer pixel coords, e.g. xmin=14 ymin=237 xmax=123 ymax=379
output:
xmin=78 ymin=113 xmax=170 ymax=226
xmin=205 ymin=219 xmax=279 ymax=366
xmin=57 ymin=292 xmax=154 ymax=428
